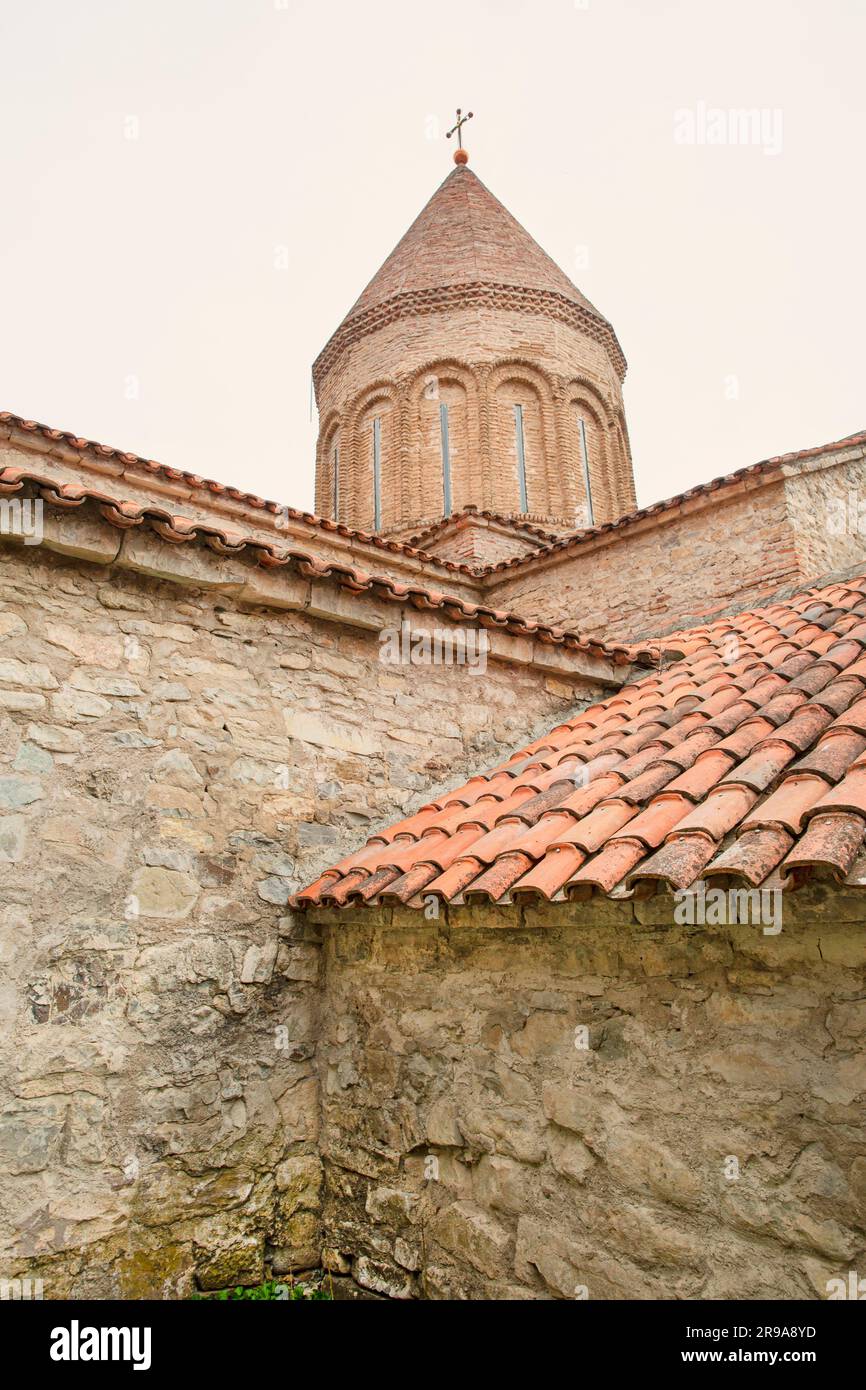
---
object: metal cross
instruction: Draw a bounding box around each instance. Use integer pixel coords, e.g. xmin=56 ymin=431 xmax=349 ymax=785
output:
xmin=446 ymin=108 xmax=474 ymax=149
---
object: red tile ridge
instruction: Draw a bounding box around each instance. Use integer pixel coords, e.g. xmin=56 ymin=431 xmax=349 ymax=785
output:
xmin=0 ymin=460 xmax=650 ymax=668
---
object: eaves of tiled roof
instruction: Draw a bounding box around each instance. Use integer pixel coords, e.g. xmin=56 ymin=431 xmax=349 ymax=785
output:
xmin=294 ymin=571 xmax=866 ymax=909
xmin=8 ymin=411 xmax=863 ymax=591
xmin=0 ymin=458 xmax=657 ymax=670
xmin=479 ymin=430 xmax=866 ymax=578
xmin=0 ymin=411 xmax=480 ymax=580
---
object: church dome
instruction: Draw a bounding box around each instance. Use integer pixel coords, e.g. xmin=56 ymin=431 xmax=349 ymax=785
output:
xmin=313 ymin=161 xmax=635 ymax=537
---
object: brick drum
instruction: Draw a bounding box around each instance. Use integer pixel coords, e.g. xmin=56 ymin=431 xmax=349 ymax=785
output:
xmin=313 ymin=166 xmax=636 ymax=535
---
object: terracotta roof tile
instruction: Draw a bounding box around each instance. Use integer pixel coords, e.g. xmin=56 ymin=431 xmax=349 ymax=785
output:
xmin=828 ymin=695 xmax=866 ymax=734
xmin=627 ymin=832 xmax=718 ymax=892
xmin=769 ymin=705 xmax=834 ymax=752
xmin=463 ymin=852 xmax=537 ymax=903
xmin=811 ymin=676 xmax=866 ymax=715
xmin=293 ymin=569 xmax=866 ymax=909
xmin=720 ymin=740 xmax=796 ymax=792
xmin=554 ymin=799 xmax=637 ymax=852
xmin=671 ymin=785 xmax=758 ymax=840
xmin=702 ymin=827 xmax=794 ymax=885
xmin=791 ymin=729 xmax=866 ymax=780
xmin=781 ymin=812 xmax=866 ymax=881
xmin=665 ymin=749 xmax=737 ymax=799
xmin=611 ymin=792 xmax=693 ymax=848
xmin=510 ymin=846 xmax=586 ymax=900
xmin=804 ymin=765 xmax=866 ymax=819
xmin=0 ymin=458 xmax=651 ymax=669
xmin=713 ymin=718 xmax=776 ymax=758
xmin=424 ymin=858 xmax=485 ymax=902
xmin=556 ymin=772 xmax=625 ymax=816
xmin=759 ymin=689 xmax=808 ymax=725
xmin=380 ymin=863 xmax=441 ymax=903
xmin=742 ymin=773 xmax=829 ymax=835
xmin=616 ymin=762 xmax=682 ymax=804
xmin=568 ymin=839 xmax=646 ymax=894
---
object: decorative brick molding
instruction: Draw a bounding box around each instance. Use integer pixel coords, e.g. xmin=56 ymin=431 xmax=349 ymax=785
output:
xmin=312 ymin=280 xmax=627 ymax=390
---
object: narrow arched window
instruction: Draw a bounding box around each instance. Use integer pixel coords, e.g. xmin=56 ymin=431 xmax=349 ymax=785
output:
xmin=513 ymin=403 xmax=528 ymax=512
xmin=372 ymin=417 xmax=382 ymax=530
xmin=439 ymin=403 xmax=452 ymax=516
xmin=577 ymin=416 xmax=594 ymax=525
xmin=494 ymin=379 xmax=545 ymax=514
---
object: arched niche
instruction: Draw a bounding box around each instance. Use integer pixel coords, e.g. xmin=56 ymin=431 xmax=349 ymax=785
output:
xmin=489 ymin=364 xmax=554 ymax=515
xmin=316 ymin=414 xmax=342 ymax=520
xmin=565 ymin=381 xmax=614 ymax=525
xmin=410 ymin=363 xmax=474 ymax=518
xmin=350 ymin=384 xmax=396 ymax=531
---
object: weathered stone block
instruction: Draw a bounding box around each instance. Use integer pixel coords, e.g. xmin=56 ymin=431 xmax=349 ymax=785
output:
xmin=195 ymin=1236 xmax=264 ymax=1291
xmin=430 ymin=1201 xmax=512 ymax=1278
xmin=546 ymin=1126 xmax=595 ymax=1184
xmin=353 ymin=1255 xmax=414 ymax=1299
xmin=275 ymin=1155 xmax=323 ymax=1213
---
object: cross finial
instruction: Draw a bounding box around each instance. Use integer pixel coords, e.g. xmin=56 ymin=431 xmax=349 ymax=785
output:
xmin=446 ymin=107 xmax=473 ymax=165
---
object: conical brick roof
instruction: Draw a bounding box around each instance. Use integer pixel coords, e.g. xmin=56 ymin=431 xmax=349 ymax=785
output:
xmin=340 ymin=164 xmax=605 ymax=328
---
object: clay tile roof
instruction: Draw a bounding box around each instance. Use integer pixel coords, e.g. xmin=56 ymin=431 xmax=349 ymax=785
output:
xmin=295 ymin=569 xmax=866 ymax=909
xmin=0 ymin=410 xmax=495 ymax=579
xmin=0 ymin=455 xmax=651 ymax=669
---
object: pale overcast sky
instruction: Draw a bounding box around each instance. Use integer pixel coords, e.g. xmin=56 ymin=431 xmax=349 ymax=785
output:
xmin=1 ymin=0 xmax=863 ymax=512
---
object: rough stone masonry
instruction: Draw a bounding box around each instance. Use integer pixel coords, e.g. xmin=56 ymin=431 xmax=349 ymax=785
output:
xmin=313 ymin=897 xmax=866 ymax=1300
xmin=0 ymin=537 xmax=599 ymax=1297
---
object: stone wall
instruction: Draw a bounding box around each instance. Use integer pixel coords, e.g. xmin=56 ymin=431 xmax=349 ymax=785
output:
xmin=313 ymin=894 xmax=866 ymax=1300
xmin=784 ymin=448 xmax=866 ymax=584
xmin=484 ymin=479 xmax=798 ymax=642
xmin=0 ymin=538 xmax=603 ymax=1298
xmin=484 ymin=446 xmax=866 ymax=644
